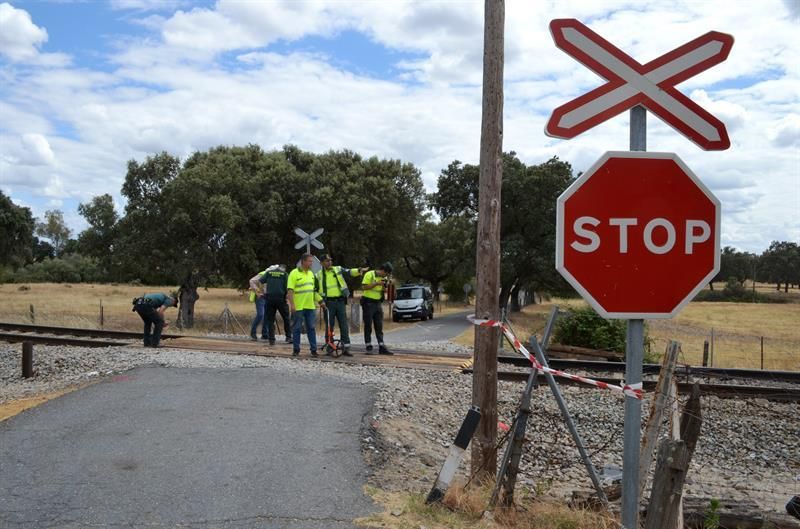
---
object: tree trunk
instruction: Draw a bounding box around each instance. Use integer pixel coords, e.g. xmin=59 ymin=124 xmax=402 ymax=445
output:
xmin=431 ymin=281 xmax=441 ymax=301
xmin=178 ymin=277 xmax=200 ymax=329
xmin=708 ymin=282 xmax=714 ymax=291
xmin=784 ymin=282 xmax=789 ymax=293
xmin=509 ymin=283 xmax=521 ymax=312
xmin=777 ymin=282 xmax=781 ymax=291
xmin=498 ymin=283 xmax=512 ymax=312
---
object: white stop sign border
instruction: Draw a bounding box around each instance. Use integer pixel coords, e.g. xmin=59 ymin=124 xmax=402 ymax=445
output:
xmin=555 ymin=151 xmax=721 ymax=320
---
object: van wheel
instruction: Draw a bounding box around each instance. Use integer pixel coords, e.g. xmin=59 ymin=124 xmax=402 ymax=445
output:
xmin=392 ymin=315 xmax=399 ymax=322
xmin=421 ymin=313 xmax=428 ymax=321
xmin=429 ymin=310 xmax=433 ymax=320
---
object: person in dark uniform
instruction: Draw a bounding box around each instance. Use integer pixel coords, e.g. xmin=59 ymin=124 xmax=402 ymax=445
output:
xmin=132 ymin=293 xmax=177 ymax=347
xmin=262 ymin=264 xmax=292 ymax=346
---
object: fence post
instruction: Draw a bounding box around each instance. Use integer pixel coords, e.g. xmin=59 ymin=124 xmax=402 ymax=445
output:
xmin=709 ymin=328 xmax=715 ymax=367
xmin=99 ymin=300 xmax=104 ymax=329
xmin=760 ymin=337 xmax=764 ymax=370
xmin=702 ymin=340 xmax=709 ymax=367
xmin=29 ymin=304 xmax=35 ymax=324
xmin=639 ymin=341 xmax=680 ymax=498
xmin=22 ymin=341 xmax=34 ymax=378
xmin=644 ymin=383 xmax=701 ymax=529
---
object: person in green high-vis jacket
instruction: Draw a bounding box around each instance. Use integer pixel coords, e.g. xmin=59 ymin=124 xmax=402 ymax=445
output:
xmin=316 ymin=253 xmax=367 ymax=356
xmin=361 ymin=262 xmax=394 ymax=355
xmin=287 ymin=254 xmax=325 ymax=357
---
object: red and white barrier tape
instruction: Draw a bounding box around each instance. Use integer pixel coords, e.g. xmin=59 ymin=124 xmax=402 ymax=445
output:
xmin=468 ymin=316 xmax=643 ymax=400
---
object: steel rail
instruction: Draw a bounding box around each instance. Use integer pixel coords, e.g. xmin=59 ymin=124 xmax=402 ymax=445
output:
xmin=0 ymin=332 xmax=127 ymax=348
xmin=498 ymin=356 xmax=800 ymax=384
xmin=466 ymin=369 xmax=800 ymax=402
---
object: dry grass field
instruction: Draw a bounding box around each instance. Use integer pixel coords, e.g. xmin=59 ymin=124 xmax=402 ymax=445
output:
xmin=1 ymin=282 xmax=797 ymax=369
xmin=0 ymin=282 xmax=467 ymax=336
xmin=453 ymin=292 xmax=799 ymax=371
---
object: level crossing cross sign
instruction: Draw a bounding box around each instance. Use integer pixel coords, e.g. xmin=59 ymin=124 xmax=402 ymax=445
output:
xmin=545 ymin=19 xmax=734 ymax=151
xmin=556 ymin=151 xmax=720 ymax=319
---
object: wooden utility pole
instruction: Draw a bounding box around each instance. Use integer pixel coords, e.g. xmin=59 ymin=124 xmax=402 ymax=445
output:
xmin=471 ymin=0 xmax=504 ymax=479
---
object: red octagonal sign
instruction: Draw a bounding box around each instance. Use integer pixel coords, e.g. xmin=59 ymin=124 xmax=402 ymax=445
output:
xmin=556 ymin=151 xmax=720 ymax=319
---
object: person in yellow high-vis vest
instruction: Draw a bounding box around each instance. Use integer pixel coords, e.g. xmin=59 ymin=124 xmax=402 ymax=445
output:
xmin=361 ymin=262 xmax=394 ymax=355
xmin=287 ymin=254 xmax=325 ymax=357
xmin=316 ymin=253 xmax=368 ymax=356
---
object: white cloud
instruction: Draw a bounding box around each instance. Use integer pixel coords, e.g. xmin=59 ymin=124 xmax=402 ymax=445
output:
xmin=770 ymin=114 xmax=800 ymax=147
xmin=20 ymin=133 xmax=55 ymax=166
xmin=0 ymin=2 xmax=47 ymax=62
xmin=110 ymin=0 xmax=187 ymax=12
xmin=0 ymin=0 xmax=798 ymax=254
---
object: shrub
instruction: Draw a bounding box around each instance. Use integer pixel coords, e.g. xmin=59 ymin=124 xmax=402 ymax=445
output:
xmin=7 ymin=254 xmax=106 ymax=284
xmin=694 ymin=277 xmax=793 ymax=303
xmin=554 ymin=306 xmax=652 ymax=357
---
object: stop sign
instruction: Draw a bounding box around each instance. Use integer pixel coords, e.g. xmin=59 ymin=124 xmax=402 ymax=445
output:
xmin=556 ymin=151 xmax=720 ymax=319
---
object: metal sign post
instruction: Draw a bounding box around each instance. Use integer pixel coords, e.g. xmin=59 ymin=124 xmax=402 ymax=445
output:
xmin=294 ymin=227 xmax=325 ymax=255
xmin=545 ymin=18 xmax=732 ymax=529
xmin=294 ymin=227 xmax=325 ymax=274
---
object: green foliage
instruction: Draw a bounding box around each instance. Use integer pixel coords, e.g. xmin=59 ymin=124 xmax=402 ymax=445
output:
xmin=34 ymin=209 xmax=72 ymax=256
xmin=0 ymin=190 xmax=35 ymax=270
xmin=760 ymin=240 xmax=800 ymax=292
xmin=78 ymin=194 xmax=119 ymax=278
xmin=554 ymin=306 xmax=652 ymax=356
xmin=703 ymin=498 xmax=721 ymax=529
xmin=694 ymin=277 xmax=792 ymax=303
xmin=403 ymin=216 xmax=475 ymax=296
xmin=430 ymin=153 xmax=575 ymax=306
xmin=109 ymin=145 xmax=426 ymax=326
xmin=7 ymin=254 xmax=104 ymax=283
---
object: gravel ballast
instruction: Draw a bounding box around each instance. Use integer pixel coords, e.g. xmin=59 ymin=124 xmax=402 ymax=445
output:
xmin=1 ymin=341 xmax=798 ymax=514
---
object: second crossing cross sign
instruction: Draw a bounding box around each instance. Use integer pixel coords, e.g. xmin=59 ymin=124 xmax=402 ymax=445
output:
xmin=544 ymin=19 xmax=734 ymax=151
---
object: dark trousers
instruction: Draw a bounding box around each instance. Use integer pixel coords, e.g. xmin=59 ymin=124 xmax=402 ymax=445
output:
xmin=362 ymin=300 xmax=384 ymax=345
xmin=265 ymin=298 xmax=291 ymax=341
xmin=135 ymin=304 xmax=163 ymax=347
xmin=323 ymin=299 xmax=350 ymax=345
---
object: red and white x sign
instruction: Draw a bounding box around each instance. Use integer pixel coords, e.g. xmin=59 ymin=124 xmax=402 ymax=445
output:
xmin=545 ymin=19 xmax=734 ymax=151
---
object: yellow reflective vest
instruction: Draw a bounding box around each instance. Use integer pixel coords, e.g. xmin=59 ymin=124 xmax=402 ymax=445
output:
xmin=361 ymin=270 xmax=384 ymax=301
xmin=287 ymin=267 xmax=321 ymax=310
xmin=316 ymin=266 xmax=358 ymax=299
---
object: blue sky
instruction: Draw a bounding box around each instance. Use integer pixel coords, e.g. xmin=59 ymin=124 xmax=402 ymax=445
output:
xmin=1 ymin=0 xmax=798 ymax=253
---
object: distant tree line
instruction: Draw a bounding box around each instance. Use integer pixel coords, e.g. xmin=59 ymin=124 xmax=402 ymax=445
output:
xmin=2 ymin=144 xmax=798 ymax=326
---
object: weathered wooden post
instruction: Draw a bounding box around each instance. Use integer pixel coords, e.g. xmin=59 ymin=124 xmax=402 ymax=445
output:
xmin=702 ymin=340 xmax=709 ymax=367
xmin=22 ymin=341 xmax=34 ymax=378
xmin=639 ymin=341 xmax=680 ymax=498
xmin=99 ymin=300 xmax=104 ymax=329
xmin=471 ymin=0 xmax=504 ymax=479
xmin=29 ymin=303 xmax=35 ymax=324
xmin=644 ymin=383 xmax=701 ymax=529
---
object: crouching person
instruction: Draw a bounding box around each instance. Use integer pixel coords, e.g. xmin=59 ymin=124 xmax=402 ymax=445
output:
xmin=132 ymin=293 xmax=178 ymax=347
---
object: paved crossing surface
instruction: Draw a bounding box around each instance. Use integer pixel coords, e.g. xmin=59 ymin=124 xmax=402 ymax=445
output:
xmin=0 ymin=367 xmax=376 ymax=529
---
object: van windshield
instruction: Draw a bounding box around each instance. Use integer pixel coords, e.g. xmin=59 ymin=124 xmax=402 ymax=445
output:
xmin=396 ymin=288 xmax=423 ymax=300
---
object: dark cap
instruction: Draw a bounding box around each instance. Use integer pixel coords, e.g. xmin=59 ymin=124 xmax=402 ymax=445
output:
xmin=320 ymin=253 xmax=333 ymax=262
xmin=379 ymin=262 xmax=393 ymax=273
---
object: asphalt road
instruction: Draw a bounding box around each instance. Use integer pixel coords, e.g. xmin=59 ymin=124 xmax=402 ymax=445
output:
xmin=385 ymin=308 xmax=472 ymax=343
xmin=0 ymin=367 xmax=376 ymax=529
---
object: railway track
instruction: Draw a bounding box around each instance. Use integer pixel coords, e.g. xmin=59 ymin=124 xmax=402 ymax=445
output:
xmin=2 ymin=321 xmax=798 ymax=401
xmin=464 ymin=369 xmax=800 ymax=402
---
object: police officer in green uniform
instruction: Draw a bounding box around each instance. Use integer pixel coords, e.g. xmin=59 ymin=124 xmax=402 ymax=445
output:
xmin=132 ymin=292 xmax=177 ymax=347
xmin=261 ymin=265 xmax=292 ymax=345
xmin=361 ymin=262 xmax=393 ymax=355
xmin=316 ymin=254 xmax=367 ymax=356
